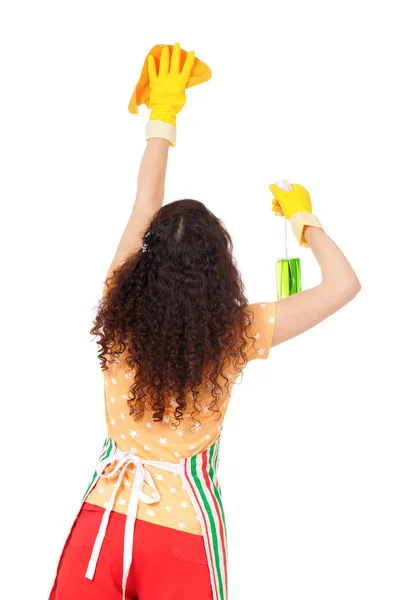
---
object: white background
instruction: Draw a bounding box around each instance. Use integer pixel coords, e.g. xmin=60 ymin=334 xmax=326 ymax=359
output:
xmin=1 ymin=1 xmax=397 ymax=599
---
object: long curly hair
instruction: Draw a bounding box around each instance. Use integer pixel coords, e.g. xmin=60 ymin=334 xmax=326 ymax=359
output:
xmin=90 ymin=199 xmax=254 ymax=425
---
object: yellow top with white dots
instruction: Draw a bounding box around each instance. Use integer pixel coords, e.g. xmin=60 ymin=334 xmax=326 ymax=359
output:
xmin=86 ymin=301 xmax=276 ymax=535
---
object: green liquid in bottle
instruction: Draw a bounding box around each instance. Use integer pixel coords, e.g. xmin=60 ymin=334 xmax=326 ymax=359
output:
xmin=276 ymin=258 xmax=302 ymax=299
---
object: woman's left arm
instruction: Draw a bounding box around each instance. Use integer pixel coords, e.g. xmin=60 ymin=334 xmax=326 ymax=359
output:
xmin=107 ymin=137 xmax=169 ymax=273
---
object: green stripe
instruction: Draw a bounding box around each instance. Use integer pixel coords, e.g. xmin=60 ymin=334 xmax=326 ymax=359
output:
xmin=82 ymin=438 xmax=114 ymax=502
xmin=82 ymin=470 xmax=98 ymax=502
xmin=208 ymin=442 xmax=227 ymax=544
xmin=206 ymin=444 xmax=227 ymax=592
xmin=191 ymin=451 xmax=224 ymax=600
xmin=102 ymin=438 xmax=114 ymax=461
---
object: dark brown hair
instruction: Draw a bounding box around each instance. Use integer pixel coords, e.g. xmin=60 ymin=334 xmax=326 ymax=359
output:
xmin=90 ymin=200 xmax=254 ymax=425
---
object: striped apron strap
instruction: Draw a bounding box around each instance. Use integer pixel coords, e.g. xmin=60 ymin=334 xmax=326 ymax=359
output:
xmin=82 ymin=437 xmax=116 ymax=503
xmin=182 ymin=437 xmax=228 ymax=600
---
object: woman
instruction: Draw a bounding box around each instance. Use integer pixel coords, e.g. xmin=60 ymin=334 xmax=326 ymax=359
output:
xmin=49 ymin=44 xmax=361 ymax=600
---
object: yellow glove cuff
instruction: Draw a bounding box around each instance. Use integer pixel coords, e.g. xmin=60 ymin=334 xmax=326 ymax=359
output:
xmin=290 ymin=212 xmax=323 ymax=248
xmin=145 ymin=120 xmax=177 ymax=147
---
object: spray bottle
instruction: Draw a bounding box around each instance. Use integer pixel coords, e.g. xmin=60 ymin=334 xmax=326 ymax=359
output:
xmin=275 ymin=180 xmax=302 ymax=299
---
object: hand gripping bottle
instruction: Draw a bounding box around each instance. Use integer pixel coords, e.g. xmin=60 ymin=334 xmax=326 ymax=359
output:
xmin=275 ymin=180 xmax=302 ymax=299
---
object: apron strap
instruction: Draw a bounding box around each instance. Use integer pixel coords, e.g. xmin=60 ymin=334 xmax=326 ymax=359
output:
xmin=84 ymin=447 xmax=184 ymax=600
xmin=83 ymin=438 xmax=226 ymax=600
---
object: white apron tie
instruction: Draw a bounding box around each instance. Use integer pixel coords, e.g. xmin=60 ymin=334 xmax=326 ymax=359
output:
xmin=84 ymin=448 xmax=184 ymax=600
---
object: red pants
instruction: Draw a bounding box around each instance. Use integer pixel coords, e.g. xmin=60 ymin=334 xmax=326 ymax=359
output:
xmin=50 ymin=502 xmax=212 ymax=600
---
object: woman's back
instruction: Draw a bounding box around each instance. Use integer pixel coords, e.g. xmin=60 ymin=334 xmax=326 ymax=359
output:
xmin=85 ymin=301 xmax=276 ymax=534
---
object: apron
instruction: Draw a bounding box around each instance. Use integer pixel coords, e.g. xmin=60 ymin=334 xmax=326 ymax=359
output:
xmin=56 ymin=436 xmax=228 ymax=600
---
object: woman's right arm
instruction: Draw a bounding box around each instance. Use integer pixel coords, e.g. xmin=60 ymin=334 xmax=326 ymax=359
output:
xmin=271 ymin=226 xmax=361 ymax=348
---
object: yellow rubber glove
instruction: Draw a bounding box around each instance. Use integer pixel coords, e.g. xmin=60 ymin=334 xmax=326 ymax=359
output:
xmin=269 ymin=183 xmax=323 ymax=248
xmin=269 ymin=183 xmax=312 ymax=219
xmin=148 ymin=43 xmax=195 ymax=127
xmin=128 ymin=45 xmax=212 ymax=115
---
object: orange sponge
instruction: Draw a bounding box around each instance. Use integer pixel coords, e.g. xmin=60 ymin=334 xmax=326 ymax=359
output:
xmin=128 ymin=44 xmax=212 ymax=114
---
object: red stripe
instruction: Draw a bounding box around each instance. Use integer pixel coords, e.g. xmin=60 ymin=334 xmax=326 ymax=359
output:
xmin=99 ymin=438 xmax=110 ymax=461
xmin=202 ymin=451 xmax=228 ymax=597
xmin=184 ymin=456 xmax=219 ymax=600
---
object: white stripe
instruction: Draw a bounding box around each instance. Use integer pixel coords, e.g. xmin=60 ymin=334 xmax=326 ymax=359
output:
xmin=195 ymin=451 xmax=224 ymax=599
xmin=181 ymin=462 xmax=218 ymax=598
xmin=193 ymin=449 xmax=221 ymax=598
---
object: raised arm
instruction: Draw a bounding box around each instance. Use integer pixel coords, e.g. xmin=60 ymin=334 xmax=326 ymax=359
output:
xmin=107 ymin=138 xmax=170 ymax=272
xmin=106 ymin=43 xmax=195 ymax=276
xmin=271 ymin=226 xmax=361 ymax=347
xmin=269 ymin=184 xmax=361 ymax=348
